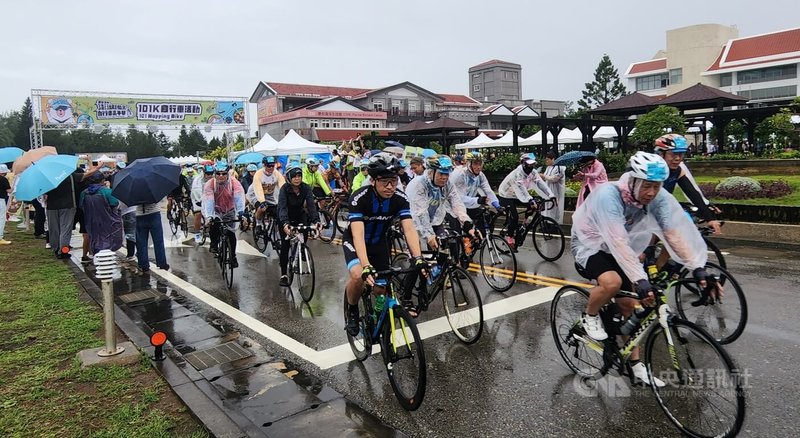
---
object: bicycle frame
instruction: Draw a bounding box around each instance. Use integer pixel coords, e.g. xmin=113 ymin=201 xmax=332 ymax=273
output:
xmin=370 ymin=279 xmax=413 ymax=354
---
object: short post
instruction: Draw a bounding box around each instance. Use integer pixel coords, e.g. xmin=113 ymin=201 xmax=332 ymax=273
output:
xmin=94 ymin=250 xmax=124 ymax=357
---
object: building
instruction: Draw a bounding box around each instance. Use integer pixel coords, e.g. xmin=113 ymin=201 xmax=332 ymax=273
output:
xmin=625 ymin=24 xmax=800 ymax=105
xmin=468 ymin=59 xmax=522 ymax=103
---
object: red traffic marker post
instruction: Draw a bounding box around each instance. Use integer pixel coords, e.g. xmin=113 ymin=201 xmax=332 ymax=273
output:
xmin=150 ymin=331 xmax=167 ymax=361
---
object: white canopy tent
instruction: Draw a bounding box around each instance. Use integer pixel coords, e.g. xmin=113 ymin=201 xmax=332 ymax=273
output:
xmin=250 ymin=132 xmax=279 ymax=153
xmin=554 ymin=128 xmax=583 ymax=144
xmin=593 ymin=126 xmax=619 ymax=141
xmin=169 ymin=155 xmax=201 ymax=165
xmin=455 ymin=133 xmax=497 ymax=150
xmin=276 ymin=129 xmax=331 ymax=155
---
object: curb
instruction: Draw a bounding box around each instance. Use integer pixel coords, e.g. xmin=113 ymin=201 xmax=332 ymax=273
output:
xmin=66 ymin=259 xmax=251 ymax=438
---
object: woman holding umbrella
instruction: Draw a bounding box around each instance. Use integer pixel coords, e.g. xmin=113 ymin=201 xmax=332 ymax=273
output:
xmin=80 ymin=172 xmax=123 ymax=256
xmin=573 ymin=154 xmax=608 ymax=209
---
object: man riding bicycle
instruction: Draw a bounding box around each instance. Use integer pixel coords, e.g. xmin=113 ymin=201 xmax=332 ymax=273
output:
xmin=167 ymin=167 xmax=192 ymax=223
xmin=302 ymin=157 xmax=332 ymax=199
xmin=277 ymin=162 xmax=322 ymax=287
xmin=450 ymin=151 xmax=501 ymax=235
xmin=248 ymin=156 xmax=285 ymax=235
xmin=571 ymin=152 xmax=720 ymax=386
xmin=343 ymin=153 xmax=426 ymax=335
xmin=203 ymin=161 xmax=245 ymax=268
xmin=191 ymin=164 xmax=214 ymax=243
xmin=497 ymin=152 xmax=556 ymax=247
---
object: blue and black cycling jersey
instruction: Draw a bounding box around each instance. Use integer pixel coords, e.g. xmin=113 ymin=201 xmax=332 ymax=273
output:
xmin=662 ymin=166 xmax=715 ymax=222
xmin=342 ymin=186 xmax=411 ymax=245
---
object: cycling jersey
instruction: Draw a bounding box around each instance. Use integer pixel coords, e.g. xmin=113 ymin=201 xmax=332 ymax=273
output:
xmin=343 ymin=185 xmax=411 ymax=245
xmin=450 ymin=167 xmax=499 ymax=209
xmin=253 ymin=168 xmax=285 ymax=205
xmin=662 ymin=162 xmax=715 ymax=222
xmin=498 ymin=165 xmax=554 ymax=203
xmin=405 ymin=173 xmax=470 ymax=240
xmin=571 ymin=172 xmax=707 ymax=284
xmin=302 ymin=167 xmax=332 ymax=196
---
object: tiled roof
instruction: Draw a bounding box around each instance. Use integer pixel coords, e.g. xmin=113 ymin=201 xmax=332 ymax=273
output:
xmin=657 ymin=83 xmax=746 ymax=105
xmin=591 ymin=92 xmax=660 ymax=112
xmin=706 ymin=27 xmax=800 ymax=72
xmin=438 ymin=94 xmax=480 ymax=106
xmin=470 ymin=59 xmax=521 ymax=69
xmin=627 ymin=58 xmax=667 ymax=75
xmin=266 ymin=82 xmax=371 ymax=99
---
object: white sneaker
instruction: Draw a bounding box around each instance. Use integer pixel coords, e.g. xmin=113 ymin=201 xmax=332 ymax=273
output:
xmin=7 ymin=216 xmax=20 ymax=222
xmin=581 ymin=313 xmax=608 ymax=341
xmin=17 ymin=222 xmax=28 ymax=229
xmin=631 ymin=362 xmax=666 ymax=388
xmin=45 ymin=243 xmax=52 ymax=249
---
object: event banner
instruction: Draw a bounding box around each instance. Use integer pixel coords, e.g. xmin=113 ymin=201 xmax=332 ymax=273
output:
xmin=39 ymin=95 xmax=246 ymax=126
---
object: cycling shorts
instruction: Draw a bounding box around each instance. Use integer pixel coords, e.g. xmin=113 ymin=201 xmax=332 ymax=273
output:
xmin=575 ymin=251 xmax=634 ymax=292
xmin=342 ymin=238 xmax=390 ymax=273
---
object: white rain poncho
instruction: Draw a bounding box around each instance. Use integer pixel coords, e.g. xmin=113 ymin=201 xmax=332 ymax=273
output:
xmin=450 ymin=167 xmax=499 ymax=209
xmin=542 ymin=164 xmax=566 ymax=223
xmin=498 ymin=165 xmax=554 ymax=203
xmin=571 ymin=172 xmax=708 ymax=283
xmin=406 ymin=172 xmax=470 ymax=240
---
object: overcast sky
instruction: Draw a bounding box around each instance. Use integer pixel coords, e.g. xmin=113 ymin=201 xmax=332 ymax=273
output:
xmin=2 ymin=0 xmax=799 ymax=124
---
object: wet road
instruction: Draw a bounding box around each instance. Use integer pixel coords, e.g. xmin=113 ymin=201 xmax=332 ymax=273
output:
xmin=150 ymin=222 xmax=800 ymax=437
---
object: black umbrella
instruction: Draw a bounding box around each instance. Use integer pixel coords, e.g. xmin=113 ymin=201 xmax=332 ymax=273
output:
xmin=111 ymin=156 xmax=180 ymax=205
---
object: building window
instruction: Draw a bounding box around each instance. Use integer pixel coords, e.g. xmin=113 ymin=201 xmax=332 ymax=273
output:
xmin=350 ymin=120 xmax=359 ymax=128
xmin=371 ymin=121 xmax=380 ymax=128
xmin=473 ymin=73 xmax=481 ymax=78
xmin=737 ymin=64 xmax=797 ymax=85
xmin=737 ymin=85 xmax=797 ymax=101
xmin=332 ymin=120 xmax=342 ymax=128
xmin=669 ymin=68 xmax=682 ymax=85
xmin=720 ymin=73 xmax=733 ymax=87
xmin=424 ymin=102 xmax=432 ymax=114
xmin=635 ymin=73 xmax=669 ymax=91
xmin=321 ymin=119 xmax=331 ymax=128
xmin=391 ymin=102 xmax=400 ymax=115
xmin=473 ymin=84 xmax=481 ymax=92
xmin=361 ymin=120 xmax=370 ymax=128
xmin=372 ymin=99 xmax=383 ymax=111
xmin=309 ymin=119 xmax=319 ymax=128
xmin=408 ymin=102 xmax=417 ymax=112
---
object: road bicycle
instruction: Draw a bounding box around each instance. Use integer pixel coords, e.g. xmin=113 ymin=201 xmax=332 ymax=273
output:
xmin=344 ymin=266 xmax=426 ymax=411
xmin=211 ymin=217 xmax=241 ymax=289
xmin=316 ymin=189 xmax=349 ymax=243
xmin=461 ymin=206 xmax=517 ymax=292
xmin=550 ymin=276 xmax=745 ymax=437
xmin=168 ymin=196 xmax=191 ymax=238
xmin=393 ymin=229 xmax=484 ymax=344
xmin=252 ymin=205 xmax=280 ymax=254
xmin=285 ymin=224 xmax=317 ymax=302
xmin=686 ymin=205 xmax=727 ymax=269
xmin=497 ymin=197 xmax=565 ymax=261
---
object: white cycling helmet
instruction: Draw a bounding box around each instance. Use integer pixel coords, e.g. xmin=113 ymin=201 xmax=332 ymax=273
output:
xmin=305 ymin=157 xmax=320 ymax=166
xmin=628 ymin=152 xmax=669 ymax=182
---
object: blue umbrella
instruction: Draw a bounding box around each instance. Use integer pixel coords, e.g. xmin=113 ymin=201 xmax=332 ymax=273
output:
xmin=553 ymin=150 xmax=596 ymax=167
xmin=112 ymin=156 xmax=180 ymax=205
xmin=234 ymin=151 xmax=265 ymax=165
xmin=14 ymin=154 xmax=79 ymax=201
xmin=421 ymin=148 xmax=436 ymax=158
xmin=0 ymin=147 xmax=24 ymax=163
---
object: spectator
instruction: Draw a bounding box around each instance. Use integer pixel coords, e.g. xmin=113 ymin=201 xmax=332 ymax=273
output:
xmin=0 ymin=164 xmax=11 ymax=245
xmin=409 ymin=156 xmax=425 ymax=177
xmin=135 ymin=199 xmax=169 ymax=273
xmin=542 ymin=152 xmax=566 ymax=224
xmin=79 ymin=172 xmax=123 ymax=256
xmin=45 ymin=164 xmax=93 ymax=259
xmin=573 ymin=155 xmax=608 ymax=209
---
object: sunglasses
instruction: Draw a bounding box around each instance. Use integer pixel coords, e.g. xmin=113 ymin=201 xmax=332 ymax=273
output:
xmin=264 ymin=163 xmax=275 ymax=167
xmin=215 ymin=172 xmax=228 ymax=176
xmin=376 ymin=177 xmax=399 ymax=187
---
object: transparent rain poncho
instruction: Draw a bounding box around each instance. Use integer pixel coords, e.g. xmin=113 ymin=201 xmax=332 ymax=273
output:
xmin=498 ymin=164 xmax=554 ymax=202
xmin=406 ymin=172 xmax=470 ymax=240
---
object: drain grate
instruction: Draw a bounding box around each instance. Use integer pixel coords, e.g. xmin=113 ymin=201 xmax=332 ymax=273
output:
xmin=183 ymin=341 xmax=253 ymax=370
xmin=119 ymin=289 xmax=163 ymax=304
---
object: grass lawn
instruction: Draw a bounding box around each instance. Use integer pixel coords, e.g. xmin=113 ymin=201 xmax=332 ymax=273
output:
xmin=673 ymin=174 xmax=800 ymax=206
xmin=0 ymin=227 xmax=207 ymax=438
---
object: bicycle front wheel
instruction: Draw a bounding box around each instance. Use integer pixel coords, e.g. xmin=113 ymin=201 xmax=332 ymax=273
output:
xmin=479 ymin=234 xmax=517 ymax=292
xmin=675 ymin=264 xmax=747 ymax=345
xmin=199 ymin=217 xmax=207 ymax=246
xmin=336 ymin=204 xmax=349 ymax=234
xmin=179 ymin=210 xmax=189 ymax=238
xmin=169 ymin=215 xmax=178 ymax=236
xmin=382 ymin=304 xmax=426 ymax=411
xmin=252 ymin=218 xmax=266 ymax=252
xmin=344 ymin=289 xmax=372 ymax=361
xmin=645 ymin=318 xmax=745 ymax=438
xmin=442 ymin=266 xmax=483 ymax=344
xmin=318 ymin=211 xmax=335 ymax=243
xmin=296 ymin=243 xmax=316 ymax=302
xmin=550 ymin=286 xmax=605 ymax=378
xmin=532 ymin=217 xmax=565 ymax=261
xmin=704 ymin=236 xmax=727 ymax=270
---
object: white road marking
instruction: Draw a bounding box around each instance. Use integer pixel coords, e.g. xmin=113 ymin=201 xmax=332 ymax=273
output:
xmin=235 ymin=240 xmax=267 ymax=258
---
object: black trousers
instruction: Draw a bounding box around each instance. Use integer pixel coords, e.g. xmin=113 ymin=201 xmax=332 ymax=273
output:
xmin=31 ymin=199 xmax=46 ymax=236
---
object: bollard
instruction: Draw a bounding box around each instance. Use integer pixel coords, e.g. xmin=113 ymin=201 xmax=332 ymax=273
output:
xmin=94 ymin=250 xmax=124 ymax=357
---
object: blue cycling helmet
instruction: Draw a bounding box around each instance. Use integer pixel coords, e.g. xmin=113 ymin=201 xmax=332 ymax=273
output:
xmin=262 ymin=156 xmax=276 ymax=166
xmin=117 ymin=162 xmax=127 ymax=169
xmin=628 ymin=152 xmax=668 ymax=182
xmin=285 ymin=161 xmax=303 ymax=179
xmin=214 ymin=160 xmax=229 ymax=172
xmin=654 ymin=133 xmax=688 ymax=153
xmin=203 ymin=164 xmax=214 ymax=174
xmin=246 ymin=163 xmax=258 ymax=172
xmin=520 ymin=152 xmax=536 ymax=164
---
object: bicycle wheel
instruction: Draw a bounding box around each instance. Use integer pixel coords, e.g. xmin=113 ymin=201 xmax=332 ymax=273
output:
xmin=441 ymin=266 xmax=484 ymax=344
xmin=318 ymin=211 xmax=335 ymax=243
xmin=336 ymin=204 xmax=349 ymax=234
xmin=382 ymin=304 xmax=426 ymax=411
xmin=219 ymin=236 xmax=228 ymax=280
xmin=296 ymin=243 xmax=315 ymax=302
xmin=550 ymin=286 xmax=605 ymax=378
xmin=644 ymin=318 xmax=745 ymax=438
xmin=252 ymin=218 xmax=266 ymax=252
xmin=479 ymin=234 xmax=517 ymax=292
xmin=169 ymin=211 xmax=178 ymax=236
xmin=179 ymin=209 xmax=189 ymax=238
xmin=532 ymin=217 xmax=565 ymax=261
xmin=344 ymin=289 xmax=373 ymax=361
xmin=675 ymin=264 xmax=747 ymax=345
xmin=226 ymin=234 xmax=235 ymax=289
xmin=199 ymin=217 xmax=207 ymax=246
xmin=703 ymin=236 xmax=727 ymax=270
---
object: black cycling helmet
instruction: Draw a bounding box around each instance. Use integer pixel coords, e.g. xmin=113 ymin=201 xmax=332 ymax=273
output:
xmin=367 ymin=152 xmax=400 ymax=179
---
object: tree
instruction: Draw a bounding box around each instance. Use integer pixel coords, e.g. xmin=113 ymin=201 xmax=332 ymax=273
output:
xmin=756 ymin=108 xmax=797 ymax=149
xmin=630 ymin=105 xmax=686 ymax=147
xmin=208 ymin=136 xmax=221 ymax=150
xmin=577 ymin=54 xmax=627 ymax=110
xmin=520 ymin=124 xmax=541 ymax=138
xmin=15 ymin=98 xmax=33 ymax=150
xmin=186 ymin=128 xmax=208 ymax=155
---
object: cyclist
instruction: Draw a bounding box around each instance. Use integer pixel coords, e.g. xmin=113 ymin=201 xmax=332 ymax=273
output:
xmin=351 ymin=159 xmax=371 ymax=191
xmin=323 ymin=157 xmax=348 ymax=192
xmin=277 ymin=162 xmax=321 ymax=286
xmin=343 ymin=153 xmax=426 ymax=334
xmin=571 ymin=152 xmax=719 ymax=386
xmin=203 ymin=161 xmax=245 ymax=268
xmin=653 ymin=133 xmax=722 ymax=235
xmin=497 ymin=152 xmax=556 ymax=247
xmin=450 ymin=151 xmax=501 ymax=234
xmin=167 ymin=166 xmax=192 ymax=223
xmin=251 ymin=156 xmax=285 ymax=235
xmin=191 ymin=164 xmax=214 ymax=243
xmin=240 ymin=163 xmax=257 ymax=194
xmin=303 ymin=157 xmax=332 ymax=199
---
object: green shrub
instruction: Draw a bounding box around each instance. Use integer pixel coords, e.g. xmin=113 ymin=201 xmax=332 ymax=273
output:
xmin=483 ymin=153 xmax=522 ymax=174
xmin=597 ymin=150 xmax=634 ymax=174
xmin=775 ymin=150 xmax=800 ymax=159
xmin=715 ymin=177 xmax=761 ymax=199
xmin=565 ymin=187 xmax=578 ymax=197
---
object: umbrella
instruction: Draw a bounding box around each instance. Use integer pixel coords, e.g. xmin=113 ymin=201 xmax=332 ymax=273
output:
xmin=233 ymin=151 xmax=265 ymax=165
xmin=553 ymin=150 xmax=596 ymax=167
xmin=12 ymin=146 xmax=57 ymax=174
xmin=421 ymin=148 xmax=436 ymax=158
xmin=111 ymin=156 xmax=180 ymax=205
xmin=383 ymin=141 xmax=405 ymax=155
xmin=0 ymin=147 xmax=24 ymax=163
xmin=14 ymin=155 xmax=79 ymax=201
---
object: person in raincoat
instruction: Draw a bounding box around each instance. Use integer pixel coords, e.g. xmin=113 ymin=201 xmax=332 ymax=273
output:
xmin=573 ymin=155 xmax=607 ymax=209
xmin=541 ymin=151 xmax=566 ymax=224
xmin=79 ymin=172 xmax=123 ymax=256
xmin=497 ymin=152 xmax=555 ymax=247
xmin=203 ymin=161 xmax=245 ymax=268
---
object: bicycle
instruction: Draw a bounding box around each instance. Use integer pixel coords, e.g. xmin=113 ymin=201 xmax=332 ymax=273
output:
xmin=461 ymin=206 xmax=517 ymax=292
xmin=550 ymin=277 xmax=745 ymax=437
xmin=393 ymin=229 xmax=484 ymax=344
xmin=252 ymin=205 xmax=280 ymax=254
xmin=211 ymin=217 xmax=241 ymax=289
xmin=168 ymin=196 xmax=190 ymax=238
xmin=198 ymin=215 xmax=208 ymax=246
xmin=344 ymin=266 xmax=426 ymax=411
xmin=685 ymin=205 xmax=727 ymax=269
xmin=285 ymin=224 xmax=317 ymax=302
xmin=316 ymin=190 xmax=348 ymax=243
xmin=498 ymin=197 xmax=565 ymax=261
